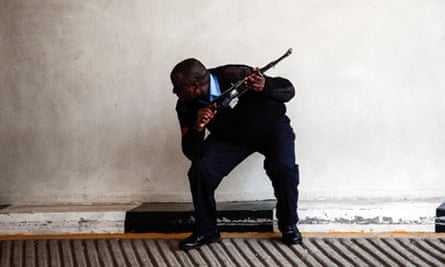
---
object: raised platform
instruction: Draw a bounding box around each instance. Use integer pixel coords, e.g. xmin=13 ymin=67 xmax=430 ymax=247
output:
xmin=124 ymin=201 xmax=276 ymax=233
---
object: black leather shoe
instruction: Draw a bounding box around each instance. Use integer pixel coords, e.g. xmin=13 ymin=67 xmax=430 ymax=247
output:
xmin=281 ymin=225 xmax=302 ymax=246
xmin=179 ymin=231 xmax=221 ymax=251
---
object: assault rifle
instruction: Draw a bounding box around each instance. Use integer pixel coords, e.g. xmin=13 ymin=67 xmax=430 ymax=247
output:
xmin=210 ymin=48 xmax=293 ymax=111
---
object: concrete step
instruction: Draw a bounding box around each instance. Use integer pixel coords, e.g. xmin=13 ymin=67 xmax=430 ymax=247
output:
xmin=124 ymin=201 xmax=275 ymax=233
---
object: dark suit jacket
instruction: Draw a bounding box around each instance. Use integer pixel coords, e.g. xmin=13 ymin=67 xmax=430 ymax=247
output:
xmin=175 ymin=64 xmax=295 ymax=161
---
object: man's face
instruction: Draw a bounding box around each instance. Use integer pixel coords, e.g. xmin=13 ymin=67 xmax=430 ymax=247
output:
xmin=174 ymin=82 xmax=201 ymax=102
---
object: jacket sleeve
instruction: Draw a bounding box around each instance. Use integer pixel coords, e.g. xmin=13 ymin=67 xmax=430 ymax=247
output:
xmin=175 ymin=102 xmax=205 ymax=161
xmin=261 ymin=76 xmax=295 ymax=103
xmin=216 ymin=65 xmax=295 ymax=103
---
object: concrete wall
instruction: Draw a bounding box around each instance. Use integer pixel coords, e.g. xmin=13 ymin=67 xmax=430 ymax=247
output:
xmin=1 ymin=0 xmax=444 ymax=205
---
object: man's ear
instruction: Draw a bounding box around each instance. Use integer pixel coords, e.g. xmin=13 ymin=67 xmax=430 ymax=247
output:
xmin=192 ymin=81 xmax=201 ymax=94
xmin=192 ymin=81 xmax=200 ymax=89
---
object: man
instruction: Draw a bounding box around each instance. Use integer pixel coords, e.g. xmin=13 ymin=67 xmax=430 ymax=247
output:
xmin=170 ymin=57 xmax=301 ymax=250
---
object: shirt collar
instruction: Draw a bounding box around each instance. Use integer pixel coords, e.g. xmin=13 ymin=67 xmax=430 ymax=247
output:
xmin=197 ymin=74 xmax=221 ymax=106
xmin=209 ymin=74 xmax=221 ymax=102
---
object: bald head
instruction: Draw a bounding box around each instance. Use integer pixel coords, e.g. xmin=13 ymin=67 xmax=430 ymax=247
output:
xmin=170 ymin=58 xmax=210 ymax=95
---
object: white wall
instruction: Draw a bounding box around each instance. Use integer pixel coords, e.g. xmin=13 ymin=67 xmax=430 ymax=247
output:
xmin=1 ymin=0 xmax=444 ymax=205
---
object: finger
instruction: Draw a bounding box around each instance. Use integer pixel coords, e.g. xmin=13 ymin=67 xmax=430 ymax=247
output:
xmin=246 ymin=75 xmax=260 ymax=84
xmin=245 ymin=81 xmax=252 ymax=89
xmin=199 ymin=109 xmax=216 ymax=124
xmin=252 ymin=67 xmax=263 ymax=77
xmin=254 ymin=72 xmax=265 ymax=79
xmin=252 ymin=83 xmax=261 ymax=91
xmin=210 ymin=102 xmax=218 ymax=111
xmin=199 ymin=114 xmax=209 ymax=124
xmin=250 ymin=75 xmax=263 ymax=84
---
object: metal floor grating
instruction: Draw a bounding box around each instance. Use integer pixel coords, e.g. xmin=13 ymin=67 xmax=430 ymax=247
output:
xmin=1 ymin=236 xmax=444 ymax=266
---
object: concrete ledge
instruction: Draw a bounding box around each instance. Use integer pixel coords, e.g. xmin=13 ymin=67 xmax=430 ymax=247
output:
xmin=0 ymin=204 xmax=138 ymax=235
xmin=0 ymin=200 xmax=439 ymax=235
xmin=299 ymin=199 xmax=437 ymax=233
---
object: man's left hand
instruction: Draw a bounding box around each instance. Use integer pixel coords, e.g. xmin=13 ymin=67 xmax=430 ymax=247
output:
xmin=244 ymin=67 xmax=265 ymax=92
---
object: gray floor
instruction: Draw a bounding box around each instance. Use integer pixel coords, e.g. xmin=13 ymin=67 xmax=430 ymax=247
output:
xmin=1 ymin=235 xmax=444 ymax=266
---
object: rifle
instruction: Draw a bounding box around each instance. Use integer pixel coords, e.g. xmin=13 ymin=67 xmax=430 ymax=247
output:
xmin=209 ymin=48 xmax=293 ymax=111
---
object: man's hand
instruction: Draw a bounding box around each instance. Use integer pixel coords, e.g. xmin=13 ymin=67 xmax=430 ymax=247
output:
xmin=244 ymin=67 xmax=265 ymax=92
xmin=194 ymin=104 xmax=217 ymax=132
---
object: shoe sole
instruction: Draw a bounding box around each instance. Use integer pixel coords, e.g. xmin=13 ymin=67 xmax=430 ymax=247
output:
xmin=282 ymin=238 xmax=303 ymax=246
xmin=179 ymin=236 xmax=221 ymax=251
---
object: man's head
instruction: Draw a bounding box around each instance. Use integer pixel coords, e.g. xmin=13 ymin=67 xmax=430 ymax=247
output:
xmin=171 ymin=58 xmax=210 ymax=101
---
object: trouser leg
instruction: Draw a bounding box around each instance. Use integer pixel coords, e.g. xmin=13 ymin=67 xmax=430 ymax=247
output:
xmin=267 ymin=164 xmax=299 ymax=231
xmin=260 ymin=118 xmax=300 ymax=232
xmin=188 ymin=135 xmax=254 ymax=235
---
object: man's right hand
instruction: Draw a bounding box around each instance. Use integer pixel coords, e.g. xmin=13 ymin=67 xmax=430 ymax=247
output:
xmin=195 ymin=105 xmax=217 ymax=132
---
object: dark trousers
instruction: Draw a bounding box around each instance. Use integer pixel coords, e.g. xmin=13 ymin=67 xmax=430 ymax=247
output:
xmin=187 ymin=117 xmax=300 ymax=235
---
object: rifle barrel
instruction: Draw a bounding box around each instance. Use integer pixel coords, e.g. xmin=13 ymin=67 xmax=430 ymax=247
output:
xmin=259 ymin=48 xmax=292 ymax=73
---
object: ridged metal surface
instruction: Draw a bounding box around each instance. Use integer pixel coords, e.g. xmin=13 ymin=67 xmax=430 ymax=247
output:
xmin=1 ymin=237 xmax=444 ymax=266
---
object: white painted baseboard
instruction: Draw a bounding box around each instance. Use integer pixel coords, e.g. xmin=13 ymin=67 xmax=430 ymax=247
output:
xmin=296 ymin=199 xmax=438 ymax=233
